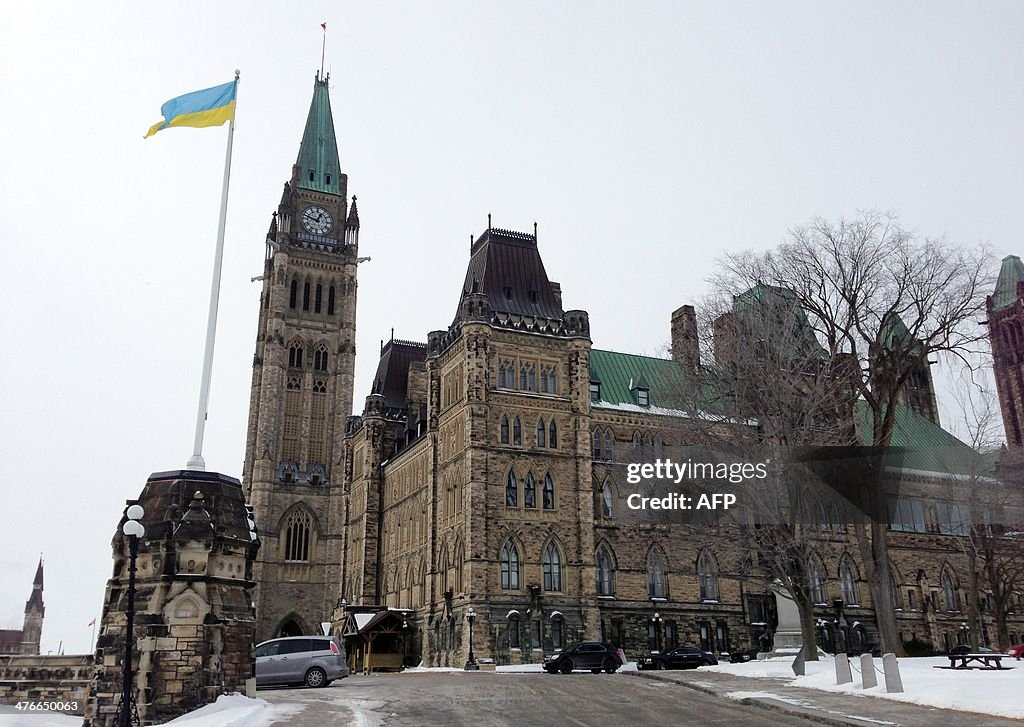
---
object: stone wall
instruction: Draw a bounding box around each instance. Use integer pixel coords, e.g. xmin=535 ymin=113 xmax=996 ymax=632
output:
xmin=0 ymin=654 xmax=93 ymax=715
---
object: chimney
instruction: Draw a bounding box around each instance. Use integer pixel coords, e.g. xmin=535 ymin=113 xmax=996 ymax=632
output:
xmin=671 ymin=305 xmax=699 ymax=373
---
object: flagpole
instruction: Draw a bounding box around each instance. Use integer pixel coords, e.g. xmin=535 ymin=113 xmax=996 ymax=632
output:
xmin=320 ymin=23 xmax=327 ymax=77
xmin=90 ymin=619 xmax=97 ymax=653
xmin=187 ymin=69 xmax=240 ymax=471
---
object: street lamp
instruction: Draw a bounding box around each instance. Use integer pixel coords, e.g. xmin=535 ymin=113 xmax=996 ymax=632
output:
xmin=651 ymin=612 xmax=663 ymax=653
xmin=116 ymin=504 xmax=145 ymax=727
xmin=464 ymin=608 xmax=478 ymax=670
xmin=960 ymin=621 xmax=970 ymax=647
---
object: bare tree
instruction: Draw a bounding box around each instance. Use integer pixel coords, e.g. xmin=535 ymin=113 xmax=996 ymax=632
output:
xmin=950 ymin=367 xmax=1024 ymax=649
xmin=712 ymin=210 xmax=993 ymax=656
xmin=686 ymin=286 xmax=860 ymax=661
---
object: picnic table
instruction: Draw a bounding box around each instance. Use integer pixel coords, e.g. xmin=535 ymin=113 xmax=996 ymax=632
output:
xmin=941 ymin=653 xmax=1010 ymax=670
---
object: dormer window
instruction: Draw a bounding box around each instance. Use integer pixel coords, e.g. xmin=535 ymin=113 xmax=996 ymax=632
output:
xmin=308 ymin=169 xmax=315 ymax=182
xmin=529 ymin=290 xmax=539 ymax=303
xmin=325 ymin=173 xmax=332 ymax=185
xmin=504 ymin=286 xmax=513 ymax=300
xmin=589 ymin=382 xmax=601 ymax=402
xmin=636 ymin=387 xmax=650 ymax=406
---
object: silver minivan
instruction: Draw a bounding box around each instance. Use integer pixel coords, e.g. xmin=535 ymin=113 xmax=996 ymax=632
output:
xmin=255 ymin=635 xmax=350 ymax=688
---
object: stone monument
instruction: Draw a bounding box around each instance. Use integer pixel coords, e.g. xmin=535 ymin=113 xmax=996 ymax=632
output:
xmin=84 ymin=470 xmax=259 ymax=726
xmin=765 ymin=581 xmax=804 ymax=655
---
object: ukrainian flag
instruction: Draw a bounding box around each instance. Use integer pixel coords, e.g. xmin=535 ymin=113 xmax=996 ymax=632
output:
xmin=145 ymin=80 xmax=237 ymax=138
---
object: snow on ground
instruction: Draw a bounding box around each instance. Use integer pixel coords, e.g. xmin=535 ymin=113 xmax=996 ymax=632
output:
xmin=157 ymin=693 xmax=305 ymax=726
xmin=0 ymin=710 xmax=81 ymax=727
xmin=0 ymin=695 xmax=304 ymax=727
xmin=707 ymin=655 xmax=1024 ymax=719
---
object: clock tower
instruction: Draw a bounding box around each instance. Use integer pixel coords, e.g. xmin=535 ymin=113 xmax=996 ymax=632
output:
xmin=243 ymin=72 xmax=359 ymax=640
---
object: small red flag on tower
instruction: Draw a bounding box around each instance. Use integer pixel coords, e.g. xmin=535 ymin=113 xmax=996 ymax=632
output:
xmin=321 ymin=22 xmax=327 ymax=30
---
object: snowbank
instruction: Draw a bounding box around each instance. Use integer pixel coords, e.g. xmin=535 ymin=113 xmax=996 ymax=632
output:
xmin=0 ymin=695 xmax=305 ymax=727
xmin=709 ymin=655 xmax=1024 ymax=719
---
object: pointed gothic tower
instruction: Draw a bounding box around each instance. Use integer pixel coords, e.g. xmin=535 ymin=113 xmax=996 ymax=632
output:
xmin=987 ymin=255 xmax=1024 ymax=446
xmin=21 ymin=558 xmax=44 ymax=654
xmin=243 ymin=73 xmax=359 ymax=640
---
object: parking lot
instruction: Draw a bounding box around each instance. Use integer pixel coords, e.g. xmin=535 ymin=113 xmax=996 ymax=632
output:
xmin=257 ymin=671 xmax=811 ymax=727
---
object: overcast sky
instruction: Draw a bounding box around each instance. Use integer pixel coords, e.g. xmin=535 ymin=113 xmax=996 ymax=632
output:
xmin=1 ymin=2 xmax=1022 ymax=654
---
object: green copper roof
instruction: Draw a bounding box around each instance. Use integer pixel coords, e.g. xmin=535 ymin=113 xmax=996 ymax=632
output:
xmin=733 ymin=284 xmax=826 ymax=358
xmin=879 ymin=312 xmax=914 ymax=351
xmin=856 ymin=400 xmax=994 ymax=477
xmin=991 ymin=255 xmax=1024 ymax=311
xmin=588 ymin=349 xmax=725 ymax=413
xmin=296 ymin=74 xmax=341 ymax=195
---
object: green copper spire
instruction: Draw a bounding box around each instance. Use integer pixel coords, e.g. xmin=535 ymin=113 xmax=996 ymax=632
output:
xmin=991 ymin=255 xmax=1024 ymax=311
xmin=296 ymin=73 xmax=341 ymax=195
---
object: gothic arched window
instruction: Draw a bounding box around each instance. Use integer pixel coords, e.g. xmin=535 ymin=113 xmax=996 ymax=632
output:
xmin=647 ymin=547 xmax=668 ymax=598
xmin=808 ymin=557 xmax=827 ymax=604
xmin=289 ymin=280 xmax=298 ymax=309
xmin=604 ymin=430 xmax=614 ymax=460
xmin=328 ymin=285 xmax=336 ymax=315
xmin=942 ymin=570 xmax=960 ymax=612
xmin=596 ymin=544 xmax=614 ymax=596
xmin=549 ymin=420 xmax=558 ymax=448
xmin=543 ymin=474 xmax=555 ymax=510
xmin=537 ymin=419 xmax=546 ymax=448
xmin=500 ymin=415 xmax=510 ymax=444
xmin=500 ymin=540 xmax=520 ymax=590
xmin=506 ymin=471 xmax=518 ymax=507
xmin=283 ymin=510 xmax=313 ymax=562
xmin=543 ymin=541 xmax=562 ymax=591
xmin=840 ymin=560 xmax=859 ymax=606
xmin=303 ymin=281 xmax=311 ymax=311
xmin=593 ymin=429 xmax=602 ymax=459
xmin=315 ymin=283 xmax=323 ymax=313
xmin=313 ymin=343 xmax=328 ymax=372
xmin=513 ymin=417 xmax=522 ymax=446
xmin=698 ymin=550 xmax=718 ymax=601
xmin=288 ymin=341 xmax=304 ymax=368
xmin=602 ymin=480 xmax=613 ymax=518
xmin=524 ymin=472 xmax=536 ymax=509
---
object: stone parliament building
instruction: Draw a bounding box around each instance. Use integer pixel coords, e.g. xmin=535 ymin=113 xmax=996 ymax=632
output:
xmin=244 ymin=75 xmax=1024 ymax=668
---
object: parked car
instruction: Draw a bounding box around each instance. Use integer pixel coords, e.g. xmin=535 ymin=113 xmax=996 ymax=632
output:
xmin=1006 ymin=644 xmax=1024 ymax=660
xmin=543 ymin=642 xmax=623 ymax=674
xmin=638 ymin=645 xmax=718 ymax=670
xmin=255 ymin=636 xmax=350 ymax=688
xmin=728 ymin=647 xmax=760 ymax=664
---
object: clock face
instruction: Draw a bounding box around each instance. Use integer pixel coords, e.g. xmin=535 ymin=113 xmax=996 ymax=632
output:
xmin=302 ymin=206 xmax=333 ymax=234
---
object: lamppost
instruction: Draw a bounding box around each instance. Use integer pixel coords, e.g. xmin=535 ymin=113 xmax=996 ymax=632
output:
xmin=960 ymin=621 xmax=970 ymax=647
xmin=401 ymin=617 xmax=409 ymax=667
xmin=464 ymin=608 xmax=478 ymax=670
xmin=651 ymin=612 xmax=663 ymax=653
xmin=116 ymin=504 xmax=145 ymax=727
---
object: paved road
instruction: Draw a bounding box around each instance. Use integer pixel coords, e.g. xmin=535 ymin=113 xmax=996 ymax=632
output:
xmin=258 ymin=672 xmax=814 ymax=727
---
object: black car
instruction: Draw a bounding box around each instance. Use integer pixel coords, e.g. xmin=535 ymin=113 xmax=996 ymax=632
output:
xmin=638 ymin=646 xmax=718 ymax=670
xmin=543 ymin=642 xmax=623 ymax=674
xmin=729 ymin=647 xmax=760 ymax=664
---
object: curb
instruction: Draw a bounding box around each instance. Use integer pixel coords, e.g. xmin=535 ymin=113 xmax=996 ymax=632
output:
xmin=626 ymin=670 xmax=881 ymax=727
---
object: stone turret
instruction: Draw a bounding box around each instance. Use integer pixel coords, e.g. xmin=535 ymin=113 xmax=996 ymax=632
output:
xmin=84 ymin=471 xmax=258 ymax=726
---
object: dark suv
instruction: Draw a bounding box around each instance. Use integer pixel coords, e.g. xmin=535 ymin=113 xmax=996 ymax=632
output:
xmin=543 ymin=642 xmax=623 ymax=674
xmin=637 ymin=645 xmax=717 ymax=670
